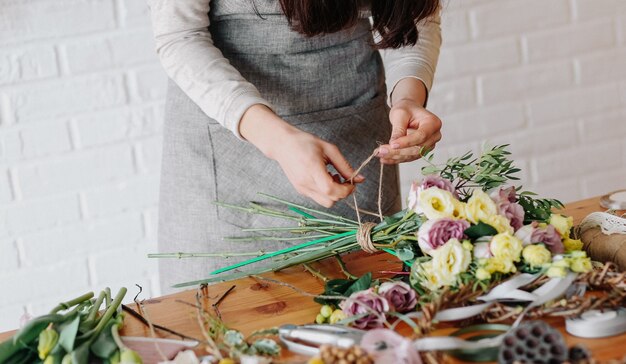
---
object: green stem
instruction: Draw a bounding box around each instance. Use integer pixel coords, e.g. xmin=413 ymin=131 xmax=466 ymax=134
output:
xmin=334 ymin=255 xmax=357 ymax=280
xmin=303 ymin=264 xmax=328 ymax=282
xmin=111 ymin=324 xmax=128 ymax=351
xmin=258 ymin=193 xmax=359 ymax=224
xmin=224 ymin=234 xmax=330 ymax=242
xmin=49 ymin=292 xmax=94 ymax=314
xmin=241 ymin=226 xmax=352 ymax=233
xmin=86 ymin=291 xmax=106 ymax=323
xmin=149 ymin=251 xmax=267 ymax=259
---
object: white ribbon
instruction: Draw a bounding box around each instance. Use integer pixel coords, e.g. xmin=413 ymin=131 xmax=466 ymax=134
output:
xmin=413 ymin=273 xmax=578 ymax=352
xmin=565 ymin=309 xmax=626 ymax=338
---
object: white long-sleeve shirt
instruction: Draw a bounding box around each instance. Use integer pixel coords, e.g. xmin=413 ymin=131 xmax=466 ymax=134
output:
xmin=148 ymin=0 xmax=441 ymax=139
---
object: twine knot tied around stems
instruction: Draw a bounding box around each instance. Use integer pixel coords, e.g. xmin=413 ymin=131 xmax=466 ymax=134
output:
xmin=356 ymin=221 xmax=378 ymax=254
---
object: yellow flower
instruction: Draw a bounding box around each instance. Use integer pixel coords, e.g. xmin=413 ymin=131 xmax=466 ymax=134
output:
xmin=546 ymin=265 xmax=567 ymax=278
xmin=484 ymin=257 xmax=517 ymax=274
xmin=417 ymin=261 xmax=446 ymax=290
xmin=484 ymin=214 xmax=514 ymax=234
xmin=563 ymin=238 xmax=583 ymax=252
xmin=452 ymin=200 xmax=468 ymax=220
xmin=549 ymin=214 xmax=574 ymax=238
xmin=462 ymin=240 xmax=473 ymax=251
xmin=431 ymin=239 xmax=472 ymax=282
xmin=569 ymin=257 xmax=592 ymax=273
xmin=490 ymin=232 xmax=523 ymax=262
xmin=466 ymin=189 xmax=498 ymax=224
xmin=329 ymin=309 xmax=347 ymax=324
xmin=475 ymin=268 xmax=491 ymax=280
xmin=522 ymin=244 xmax=552 ymax=267
xmin=416 ymin=187 xmax=457 ymax=220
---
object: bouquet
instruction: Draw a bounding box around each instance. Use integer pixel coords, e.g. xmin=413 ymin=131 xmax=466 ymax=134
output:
xmin=153 ymin=145 xmax=591 ymax=291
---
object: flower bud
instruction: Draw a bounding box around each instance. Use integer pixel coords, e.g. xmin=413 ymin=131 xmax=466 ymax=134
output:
xmin=475 ymin=268 xmax=491 ymax=281
xmin=38 ymin=327 xmax=59 ymax=360
xmin=120 ymin=349 xmax=143 ymax=364
xmin=320 ymin=305 xmax=333 ymax=318
xmin=315 ymin=313 xmax=326 ymax=324
xmin=329 ymin=309 xmax=347 ymax=324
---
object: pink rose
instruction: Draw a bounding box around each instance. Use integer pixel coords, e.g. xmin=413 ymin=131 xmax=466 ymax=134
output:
xmin=378 ymin=281 xmax=418 ymax=313
xmin=408 ymin=176 xmax=457 ymax=211
xmin=418 ymin=218 xmax=470 ymax=255
xmin=531 ymin=225 xmax=564 ymax=254
xmin=473 ymin=242 xmax=492 ymax=258
xmin=490 ymin=187 xmax=525 ymax=231
xmin=340 ymin=289 xmax=390 ymax=329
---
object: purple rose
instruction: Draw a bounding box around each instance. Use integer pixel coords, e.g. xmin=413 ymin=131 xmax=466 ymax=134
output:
xmin=340 ymin=289 xmax=390 ymax=329
xmin=418 ymin=218 xmax=470 ymax=255
xmin=531 ymin=225 xmax=564 ymax=254
xmin=490 ymin=187 xmax=525 ymax=231
xmin=408 ymin=176 xmax=458 ymax=211
xmin=378 ymin=281 xmax=418 ymax=313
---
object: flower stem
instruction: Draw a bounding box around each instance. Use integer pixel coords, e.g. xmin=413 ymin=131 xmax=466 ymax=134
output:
xmin=303 ymin=263 xmax=328 ymax=282
xmin=258 ymin=193 xmax=359 ymax=224
xmin=334 ymin=255 xmax=357 ymax=280
xmin=148 ymin=251 xmax=267 ymax=259
xmin=49 ymin=292 xmax=94 ymax=314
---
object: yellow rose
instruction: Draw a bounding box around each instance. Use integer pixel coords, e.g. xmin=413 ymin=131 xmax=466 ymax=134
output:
xmin=484 ymin=256 xmax=517 ymax=274
xmin=522 ymin=244 xmax=552 ymax=267
xmin=416 ymin=187 xmax=457 ymax=220
xmin=431 ymin=239 xmax=472 ymax=282
xmin=563 ymin=238 xmax=583 ymax=252
xmin=546 ymin=265 xmax=567 ymax=278
xmin=490 ymin=232 xmax=523 ymax=262
xmin=475 ymin=268 xmax=491 ymax=280
xmin=484 ymin=214 xmax=514 ymax=234
xmin=549 ymin=214 xmax=574 ymax=238
xmin=465 ymin=189 xmax=498 ymax=224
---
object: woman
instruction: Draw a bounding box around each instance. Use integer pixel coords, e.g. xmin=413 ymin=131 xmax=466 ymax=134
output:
xmin=149 ymin=0 xmax=443 ymax=291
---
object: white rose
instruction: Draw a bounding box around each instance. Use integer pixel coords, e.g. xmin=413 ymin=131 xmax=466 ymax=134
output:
xmin=431 ymin=239 xmax=471 ymax=285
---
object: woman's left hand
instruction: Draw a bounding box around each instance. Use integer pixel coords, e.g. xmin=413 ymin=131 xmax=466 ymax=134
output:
xmin=378 ymin=99 xmax=442 ymax=164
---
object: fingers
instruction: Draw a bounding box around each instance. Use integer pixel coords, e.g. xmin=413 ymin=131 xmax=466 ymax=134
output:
xmin=391 ymin=116 xmax=442 ymax=150
xmin=388 ymin=107 xmax=411 ymax=145
xmin=323 ymin=143 xmax=365 ymax=183
xmin=379 ymin=131 xmax=442 ymax=164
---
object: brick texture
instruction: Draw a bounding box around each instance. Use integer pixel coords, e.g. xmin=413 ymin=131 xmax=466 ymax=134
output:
xmin=1 ymin=0 xmax=626 ymax=332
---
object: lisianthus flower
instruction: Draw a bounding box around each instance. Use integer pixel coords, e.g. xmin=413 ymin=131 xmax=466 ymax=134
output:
xmin=417 ymin=218 xmax=470 ymax=255
xmin=563 ymin=237 xmax=583 ymax=252
xmin=473 ymin=241 xmax=492 ymax=259
xmin=339 ymin=289 xmax=390 ymax=329
xmin=549 ymin=214 xmax=574 ymax=238
xmin=415 ymin=261 xmax=446 ymax=291
xmin=522 ymin=244 xmax=552 ymax=267
xmin=567 ymin=251 xmax=592 ymax=273
xmin=490 ymin=232 xmax=523 ymax=263
xmin=483 ymin=214 xmax=514 ymax=234
xmin=466 ymin=189 xmax=498 ymax=224
xmin=407 ymin=175 xmax=457 ymax=212
xmin=490 ymin=187 xmax=524 ymax=230
xmin=515 ymin=223 xmax=536 ymax=245
xmin=414 ymin=187 xmax=457 ymax=220
xmin=531 ymin=225 xmax=564 ymax=254
xmin=378 ymin=281 xmax=417 ymax=313
xmin=482 ymin=256 xmax=517 ymax=274
xmin=430 ymin=239 xmax=471 ymax=285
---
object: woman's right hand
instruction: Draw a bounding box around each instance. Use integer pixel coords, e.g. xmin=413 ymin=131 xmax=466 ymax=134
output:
xmin=239 ymin=104 xmax=363 ymax=208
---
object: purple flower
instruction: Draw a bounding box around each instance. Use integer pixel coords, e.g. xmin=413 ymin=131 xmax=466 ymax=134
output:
xmin=421 ymin=175 xmax=457 ymax=195
xmin=531 ymin=225 xmax=564 ymax=254
xmin=408 ymin=176 xmax=457 ymax=210
xmin=339 ymin=289 xmax=390 ymax=329
xmin=490 ymin=187 xmax=525 ymax=231
xmin=378 ymin=281 xmax=418 ymax=313
xmin=418 ymin=218 xmax=470 ymax=255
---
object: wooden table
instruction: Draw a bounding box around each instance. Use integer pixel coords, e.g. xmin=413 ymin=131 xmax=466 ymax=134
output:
xmin=2 ymin=197 xmax=625 ymax=362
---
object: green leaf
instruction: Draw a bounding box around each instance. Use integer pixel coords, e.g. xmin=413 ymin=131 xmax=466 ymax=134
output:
xmin=58 ymin=315 xmax=80 ymax=353
xmin=464 ymin=222 xmax=498 ymax=240
xmin=395 ymin=247 xmax=415 ymax=262
xmin=314 ymin=272 xmax=373 ymax=305
xmin=90 ymin=321 xmax=118 ymax=359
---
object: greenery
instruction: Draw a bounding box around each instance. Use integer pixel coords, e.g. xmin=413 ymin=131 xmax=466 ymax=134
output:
xmin=0 ymin=288 xmax=131 ymax=364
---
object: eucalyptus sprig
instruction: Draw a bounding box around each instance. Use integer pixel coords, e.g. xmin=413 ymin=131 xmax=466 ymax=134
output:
xmin=420 ymin=144 xmax=521 ymax=200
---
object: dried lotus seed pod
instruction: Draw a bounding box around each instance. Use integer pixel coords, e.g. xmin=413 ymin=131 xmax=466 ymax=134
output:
xmin=498 ymin=321 xmax=568 ymax=364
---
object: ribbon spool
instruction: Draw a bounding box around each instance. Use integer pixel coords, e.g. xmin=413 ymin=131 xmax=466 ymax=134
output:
xmin=565 ymin=309 xmax=626 ymax=338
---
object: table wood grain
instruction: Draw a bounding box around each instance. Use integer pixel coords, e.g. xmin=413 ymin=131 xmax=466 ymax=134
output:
xmin=2 ymin=197 xmax=625 ymax=363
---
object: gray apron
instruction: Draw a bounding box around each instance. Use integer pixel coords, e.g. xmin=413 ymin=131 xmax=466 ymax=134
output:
xmin=158 ymin=2 xmax=401 ymax=292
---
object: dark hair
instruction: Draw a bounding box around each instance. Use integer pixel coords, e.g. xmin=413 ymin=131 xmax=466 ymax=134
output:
xmin=278 ymin=0 xmax=440 ymax=49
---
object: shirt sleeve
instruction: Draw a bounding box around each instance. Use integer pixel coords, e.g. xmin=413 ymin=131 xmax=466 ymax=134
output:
xmin=147 ymin=0 xmax=273 ymax=139
xmin=377 ymin=8 xmax=442 ymax=107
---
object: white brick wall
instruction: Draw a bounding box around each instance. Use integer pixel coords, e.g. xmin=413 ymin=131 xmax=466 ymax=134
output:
xmin=1 ymin=0 xmax=625 ymax=331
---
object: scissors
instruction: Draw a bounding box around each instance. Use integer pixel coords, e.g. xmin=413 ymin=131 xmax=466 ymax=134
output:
xmin=278 ymin=324 xmax=366 ymax=356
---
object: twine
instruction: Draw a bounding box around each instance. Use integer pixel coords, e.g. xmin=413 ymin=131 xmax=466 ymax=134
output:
xmin=348 ymin=147 xmax=385 ymax=254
